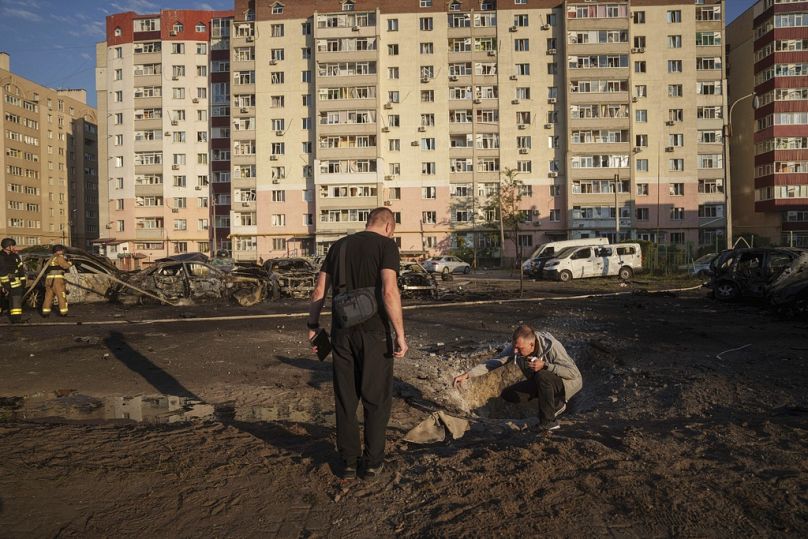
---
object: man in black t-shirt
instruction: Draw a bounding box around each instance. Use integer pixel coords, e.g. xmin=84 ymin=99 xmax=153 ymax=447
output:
xmin=307 ymin=207 xmax=408 ymax=479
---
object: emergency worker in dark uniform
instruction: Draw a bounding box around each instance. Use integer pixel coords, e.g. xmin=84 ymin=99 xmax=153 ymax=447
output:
xmin=42 ymin=244 xmax=72 ymax=317
xmin=1 ymin=237 xmax=27 ymax=323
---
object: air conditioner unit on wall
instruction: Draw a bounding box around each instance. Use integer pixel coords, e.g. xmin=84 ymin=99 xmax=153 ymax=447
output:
xmin=548 ymin=171 xmax=558 ymax=177
xmin=665 ymin=146 xmax=674 ymax=152
xmin=417 ymin=126 xmax=426 ymax=132
xmin=509 ymin=26 xmax=517 ymax=32
xmin=449 ymin=75 xmax=459 ymax=81
xmin=546 ymin=48 xmax=557 ymax=55
xmin=246 ymin=36 xmax=254 ymax=42
xmin=509 ymin=75 xmax=518 ymax=81
xmin=548 ymin=97 xmax=557 ymax=104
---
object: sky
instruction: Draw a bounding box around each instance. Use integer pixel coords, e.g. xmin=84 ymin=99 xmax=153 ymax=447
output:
xmin=0 ymin=0 xmax=758 ymax=109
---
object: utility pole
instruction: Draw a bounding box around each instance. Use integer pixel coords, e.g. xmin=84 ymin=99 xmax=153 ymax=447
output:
xmin=613 ymin=173 xmax=620 ymax=240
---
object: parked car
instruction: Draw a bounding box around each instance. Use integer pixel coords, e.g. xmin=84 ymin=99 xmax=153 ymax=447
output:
xmin=522 ymin=238 xmax=609 ymax=278
xmin=543 ymin=243 xmax=642 ymax=282
xmin=262 ymin=258 xmax=317 ymax=298
xmin=708 ymin=247 xmax=805 ymax=301
xmin=119 ymin=260 xmax=267 ymax=306
xmin=422 ymin=255 xmax=471 ymax=275
xmin=678 ymin=252 xmax=718 ymax=278
xmin=19 ymin=246 xmax=126 ymax=307
xmin=398 ymin=262 xmax=438 ymax=298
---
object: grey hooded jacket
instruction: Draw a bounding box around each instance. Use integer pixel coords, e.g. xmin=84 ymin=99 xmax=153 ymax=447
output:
xmin=467 ymin=330 xmax=582 ymax=401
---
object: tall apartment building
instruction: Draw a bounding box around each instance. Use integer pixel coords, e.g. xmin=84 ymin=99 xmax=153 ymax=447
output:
xmin=1 ymin=53 xmax=99 ymax=250
xmin=728 ymin=0 xmax=808 ymax=248
xmin=224 ymin=0 xmax=728 ymax=263
xmin=96 ymin=10 xmax=233 ymax=265
xmin=96 ymin=1 xmax=728 ymax=263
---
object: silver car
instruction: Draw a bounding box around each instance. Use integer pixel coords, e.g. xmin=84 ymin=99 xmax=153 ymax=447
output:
xmin=422 ymin=255 xmax=471 ymax=275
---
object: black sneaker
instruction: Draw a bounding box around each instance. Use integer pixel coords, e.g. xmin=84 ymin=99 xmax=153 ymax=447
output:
xmin=363 ymin=462 xmax=384 ymax=478
xmin=342 ymin=465 xmax=357 ymax=480
xmin=539 ymin=420 xmax=560 ymax=432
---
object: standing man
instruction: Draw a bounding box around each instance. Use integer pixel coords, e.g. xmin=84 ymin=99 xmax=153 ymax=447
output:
xmin=0 ymin=238 xmax=27 ymax=323
xmin=307 ymin=207 xmax=408 ymax=479
xmin=42 ymin=244 xmax=72 ymax=317
xmin=453 ymin=324 xmax=582 ymax=431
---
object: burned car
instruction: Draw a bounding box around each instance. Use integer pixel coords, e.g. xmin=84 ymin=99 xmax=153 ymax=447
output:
xmin=708 ymin=247 xmax=805 ymax=301
xmin=119 ymin=260 xmax=267 ymax=306
xmin=767 ymin=251 xmax=808 ymax=315
xmin=262 ymin=258 xmax=317 ymax=299
xmin=398 ymin=262 xmax=439 ymax=298
xmin=19 ymin=246 xmax=126 ymax=307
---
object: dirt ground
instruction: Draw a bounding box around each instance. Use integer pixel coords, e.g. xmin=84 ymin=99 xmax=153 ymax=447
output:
xmin=1 ymin=274 xmax=807 ymax=537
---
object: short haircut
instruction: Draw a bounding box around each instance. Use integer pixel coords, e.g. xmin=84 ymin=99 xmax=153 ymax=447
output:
xmin=512 ymin=324 xmax=536 ymax=344
xmin=367 ymin=207 xmax=395 ymax=227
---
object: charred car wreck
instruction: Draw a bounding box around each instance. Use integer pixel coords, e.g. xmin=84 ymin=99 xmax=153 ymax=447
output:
xmin=119 ymin=260 xmax=267 ymax=307
xmin=263 ymin=258 xmax=317 ymax=299
xmin=398 ymin=262 xmax=439 ymax=298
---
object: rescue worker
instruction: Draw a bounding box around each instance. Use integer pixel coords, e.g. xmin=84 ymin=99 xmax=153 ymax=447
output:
xmin=1 ymin=237 xmax=27 ymax=323
xmin=42 ymin=244 xmax=72 ymax=317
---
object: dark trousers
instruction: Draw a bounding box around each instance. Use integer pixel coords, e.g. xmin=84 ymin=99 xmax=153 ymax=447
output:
xmin=331 ymin=327 xmax=394 ymax=468
xmin=501 ymin=370 xmax=566 ymax=424
xmin=2 ymin=282 xmax=23 ymax=321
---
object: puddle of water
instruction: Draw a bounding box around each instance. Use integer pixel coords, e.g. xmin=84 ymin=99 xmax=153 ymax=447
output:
xmin=0 ymin=393 xmax=214 ymax=425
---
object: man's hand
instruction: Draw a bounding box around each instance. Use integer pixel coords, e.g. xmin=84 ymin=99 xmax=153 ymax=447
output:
xmin=308 ymin=328 xmax=318 ymax=354
xmin=529 ymin=357 xmax=545 ymax=372
xmin=394 ymin=334 xmax=408 ymax=358
xmin=453 ymin=372 xmax=470 ymax=388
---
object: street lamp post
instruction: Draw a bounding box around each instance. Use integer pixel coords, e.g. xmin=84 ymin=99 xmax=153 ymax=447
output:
xmin=723 ymin=92 xmax=759 ymax=249
xmin=613 ymin=173 xmax=620 ymax=240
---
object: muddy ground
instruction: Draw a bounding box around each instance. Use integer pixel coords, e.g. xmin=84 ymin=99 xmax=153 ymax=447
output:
xmin=1 ymin=275 xmax=807 ymax=537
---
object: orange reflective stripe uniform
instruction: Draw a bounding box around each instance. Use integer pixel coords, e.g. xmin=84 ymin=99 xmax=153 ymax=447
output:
xmin=43 ymin=254 xmax=72 ymax=315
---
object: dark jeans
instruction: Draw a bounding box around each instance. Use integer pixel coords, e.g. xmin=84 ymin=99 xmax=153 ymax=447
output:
xmin=331 ymin=326 xmax=394 ymax=468
xmin=501 ymin=370 xmax=566 ymax=424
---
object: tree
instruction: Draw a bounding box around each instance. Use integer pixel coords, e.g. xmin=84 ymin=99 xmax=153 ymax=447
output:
xmin=484 ymin=167 xmax=529 ymax=295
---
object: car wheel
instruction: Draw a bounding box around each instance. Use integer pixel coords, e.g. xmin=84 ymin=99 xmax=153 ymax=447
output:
xmin=26 ymin=288 xmax=41 ymax=310
xmin=618 ymin=266 xmax=633 ymax=280
xmin=559 ymin=270 xmax=572 ymax=282
xmin=463 ymin=265 xmax=471 ymax=274
xmin=714 ymin=281 xmax=739 ymax=301
xmin=442 ymin=267 xmax=450 ymax=276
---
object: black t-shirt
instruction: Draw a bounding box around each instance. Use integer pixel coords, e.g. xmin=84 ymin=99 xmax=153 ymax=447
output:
xmin=322 ymin=231 xmax=400 ymax=331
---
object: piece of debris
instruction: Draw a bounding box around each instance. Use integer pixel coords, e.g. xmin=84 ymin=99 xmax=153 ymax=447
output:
xmin=403 ymin=411 xmax=470 ymax=444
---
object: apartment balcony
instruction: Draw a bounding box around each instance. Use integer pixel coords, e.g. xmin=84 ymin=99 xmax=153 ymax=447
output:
xmin=230 ymin=153 xmax=257 ymax=166
xmin=572 ymin=142 xmax=631 ymax=154
xmin=318 ymin=98 xmax=375 ymax=112
xmin=134 ymin=163 xmax=163 ymax=175
xmin=134 ymin=96 xmax=162 ymax=110
xmin=314 ymin=222 xmax=366 ymax=236
xmin=567 ymin=92 xmax=629 ymax=106
xmin=317 ymin=198 xmax=380 ymax=210
xmin=234 ymin=200 xmax=256 ymax=212
xmin=316 ymin=50 xmax=377 ymax=63
xmin=230 ymin=59 xmax=255 ymax=72
xmin=232 ymin=106 xmax=255 ymax=117
xmin=231 ymin=82 xmax=255 ymax=95
xmin=134 ymin=51 xmax=162 ymax=64
xmin=566 ymin=43 xmax=630 ymax=56
xmin=230 ymin=177 xmax=256 ymax=190
xmin=569 ymin=117 xmax=630 ymax=130
xmin=317 ymin=122 xmax=377 ymax=137
xmin=315 ymin=74 xmax=376 ymax=87
xmin=317 ymin=146 xmax=377 ymax=160
xmin=134 ymin=183 xmax=164 ymax=197
xmin=568 ymin=166 xmax=629 ymax=180
xmin=135 ymin=229 xmax=164 ymax=241
xmin=230 ymin=34 xmax=255 ymax=47
xmin=447 ymin=26 xmax=473 ymax=39
xmin=134 ymin=138 xmax=163 ymax=153
xmin=570 ymin=217 xmax=630 ymax=230
xmin=566 ymin=67 xmax=629 ymax=80
xmin=230 ymin=129 xmax=256 ymax=141
xmin=565 ymin=18 xmax=629 ymax=32
xmin=315 ymin=25 xmax=376 ymax=39
xmin=448 ymin=122 xmax=474 ymax=134
xmin=133 ymin=74 xmax=162 ymax=87
xmin=133 ymin=118 xmax=162 ymax=130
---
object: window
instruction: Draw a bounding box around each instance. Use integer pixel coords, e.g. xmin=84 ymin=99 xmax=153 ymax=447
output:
xmin=421 ymin=90 xmax=434 ymax=102
xmin=668 ymin=35 xmax=682 ymax=48
xmin=636 ymin=159 xmax=649 ymax=172
xmin=271 ymin=24 xmax=284 ymax=37
xmin=668 ymin=84 xmax=683 ymax=97
xmin=670 ymin=207 xmax=685 ymax=220
xmin=388 ymin=67 xmax=399 ymax=79
xmin=633 ymin=11 xmax=645 ymax=24
xmin=635 ymin=110 xmax=647 ymax=123
xmin=388 ymin=44 xmax=399 ymax=55
xmin=667 ymin=10 xmax=682 ymax=23
xmin=635 ymin=61 xmax=646 ymax=73
xmin=515 ymin=39 xmax=529 ymax=52
xmin=388 ymin=19 xmax=398 ymax=31
xmin=636 ymin=208 xmax=649 ymax=220
xmin=636 ymin=183 xmax=649 ymax=196
xmin=422 ymin=211 xmax=437 ymax=224
xmin=669 ymin=183 xmax=684 ymax=196
xmin=669 ymin=159 xmax=685 ymax=171
xmin=668 ymin=60 xmax=683 ymax=73
xmin=171 ymin=43 xmax=185 ymax=54
xmin=422 ymin=186 xmax=436 ymax=199
xmin=420 ymin=17 xmax=433 ymax=31
xmin=420 ymin=42 xmax=434 ymax=54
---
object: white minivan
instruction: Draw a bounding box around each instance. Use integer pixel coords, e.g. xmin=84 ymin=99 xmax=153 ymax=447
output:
xmin=522 ymin=238 xmax=609 ymax=277
xmin=543 ymin=243 xmax=643 ymax=282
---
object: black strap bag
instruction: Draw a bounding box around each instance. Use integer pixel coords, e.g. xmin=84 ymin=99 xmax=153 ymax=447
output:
xmin=332 ymin=239 xmax=378 ymax=328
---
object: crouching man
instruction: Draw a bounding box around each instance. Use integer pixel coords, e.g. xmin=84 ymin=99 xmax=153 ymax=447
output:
xmin=453 ymin=324 xmax=582 ymax=431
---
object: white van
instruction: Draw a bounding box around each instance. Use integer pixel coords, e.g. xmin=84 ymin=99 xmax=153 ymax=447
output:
xmin=522 ymin=238 xmax=609 ymax=276
xmin=543 ymin=243 xmax=643 ymax=282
